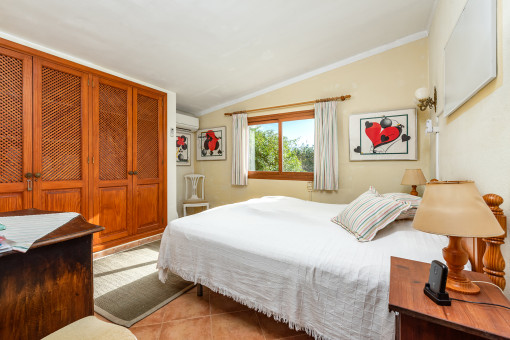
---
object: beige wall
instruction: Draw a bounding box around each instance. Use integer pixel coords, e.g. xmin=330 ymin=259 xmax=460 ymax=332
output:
xmin=196 ymin=38 xmax=430 ymax=207
xmin=428 ymin=0 xmax=509 ymax=292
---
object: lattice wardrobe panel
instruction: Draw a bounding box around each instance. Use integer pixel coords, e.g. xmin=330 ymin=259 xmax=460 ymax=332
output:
xmin=41 ymin=66 xmax=82 ymax=182
xmin=0 ymin=53 xmax=24 ymax=184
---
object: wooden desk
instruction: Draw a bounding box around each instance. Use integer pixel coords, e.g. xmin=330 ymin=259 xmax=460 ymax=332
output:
xmin=0 ymin=209 xmax=103 ymax=340
xmin=389 ymin=257 xmax=510 ymax=340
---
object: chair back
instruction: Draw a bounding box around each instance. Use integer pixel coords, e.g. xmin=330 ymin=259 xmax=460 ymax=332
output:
xmin=184 ymin=174 xmax=205 ymax=201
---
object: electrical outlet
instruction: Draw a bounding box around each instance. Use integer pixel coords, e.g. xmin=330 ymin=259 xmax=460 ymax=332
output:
xmin=170 ymin=127 xmax=175 ymax=137
xmin=307 ymin=181 xmax=313 ymax=192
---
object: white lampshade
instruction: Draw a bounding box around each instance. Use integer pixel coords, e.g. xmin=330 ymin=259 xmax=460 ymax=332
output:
xmin=413 ymin=181 xmax=504 ymax=238
xmin=401 ymin=169 xmax=427 ymax=186
xmin=414 ymin=87 xmax=429 ymax=100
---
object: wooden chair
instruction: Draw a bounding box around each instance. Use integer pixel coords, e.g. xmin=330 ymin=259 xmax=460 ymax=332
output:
xmin=183 ymin=174 xmax=209 ymax=217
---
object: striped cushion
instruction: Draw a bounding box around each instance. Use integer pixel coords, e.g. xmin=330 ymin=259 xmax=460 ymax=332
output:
xmin=383 ymin=193 xmax=422 ymax=220
xmin=331 ymin=187 xmax=411 ymax=242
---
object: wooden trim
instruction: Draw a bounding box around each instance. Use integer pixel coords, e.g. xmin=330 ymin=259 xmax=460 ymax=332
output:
xmin=248 ymin=110 xmax=314 ymax=124
xmin=0 ymin=37 xmax=167 ymax=96
xmin=92 ymin=227 xmax=165 ymax=252
xmin=162 ymin=95 xmax=168 ymax=226
xmin=278 ymin=119 xmax=283 ymax=173
xmin=224 ymin=96 xmax=350 ymax=116
xmin=248 ymin=171 xmax=313 ymax=181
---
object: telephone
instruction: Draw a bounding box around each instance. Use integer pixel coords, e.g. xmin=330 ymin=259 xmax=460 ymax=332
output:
xmin=424 ymin=260 xmax=451 ymax=306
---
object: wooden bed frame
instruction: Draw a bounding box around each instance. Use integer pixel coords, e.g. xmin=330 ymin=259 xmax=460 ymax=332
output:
xmin=462 ymin=194 xmax=507 ymax=290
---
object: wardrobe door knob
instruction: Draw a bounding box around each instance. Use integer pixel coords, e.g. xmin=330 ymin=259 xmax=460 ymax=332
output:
xmin=128 ymin=171 xmax=134 ymax=175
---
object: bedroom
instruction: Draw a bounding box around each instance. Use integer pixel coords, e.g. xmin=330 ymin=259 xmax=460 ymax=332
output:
xmin=0 ymin=0 xmax=509 ymax=339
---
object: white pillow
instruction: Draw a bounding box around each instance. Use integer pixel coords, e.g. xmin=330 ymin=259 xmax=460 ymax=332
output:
xmin=331 ymin=187 xmax=411 ymax=242
xmin=383 ymin=193 xmax=422 ymax=220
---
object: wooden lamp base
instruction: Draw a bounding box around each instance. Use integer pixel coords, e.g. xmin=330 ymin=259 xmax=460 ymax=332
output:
xmin=443 ymin=236 xmax=480 ymax=295
xmin=410 ymin=185 xmax=418 ymax=196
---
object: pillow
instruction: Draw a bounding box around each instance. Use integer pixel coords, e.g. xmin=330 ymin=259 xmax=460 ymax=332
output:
xmin=383 ymin=193 xmax=422 ymax=220
xmin=331 ymin=187 xmax=411 ymax=242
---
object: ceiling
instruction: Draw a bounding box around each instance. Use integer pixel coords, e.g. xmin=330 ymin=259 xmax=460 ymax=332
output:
xmin=0 ymin=0 xmax=435 ymax=116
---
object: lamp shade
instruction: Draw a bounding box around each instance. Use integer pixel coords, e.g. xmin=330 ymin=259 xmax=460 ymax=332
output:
xmin=414 ymin=87 xmax=429 ymax=100
xmin=413 ymin=181 xmax=504 ymax=238
xmin=401 ymin=169 xmax=427 ymax=186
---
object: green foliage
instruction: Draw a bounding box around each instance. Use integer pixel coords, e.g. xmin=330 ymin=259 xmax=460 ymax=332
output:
xmin=251 ymin=126 xmax=279 ymax=171
xmin=250 ymin=126 xmax=314 ymax=172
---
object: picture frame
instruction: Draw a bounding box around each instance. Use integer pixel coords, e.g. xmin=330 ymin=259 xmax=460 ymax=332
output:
xmin=349 ymin=108 xmax=417 ymax=161
xmin=196 ymin=126 xmax=226 ymax=161
xmin=176 ymin=130 xmax=191 ymax=166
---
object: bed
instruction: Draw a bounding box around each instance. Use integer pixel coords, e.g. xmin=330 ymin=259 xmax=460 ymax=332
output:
xmin=157 ymin=195 xmax=507 ymax=340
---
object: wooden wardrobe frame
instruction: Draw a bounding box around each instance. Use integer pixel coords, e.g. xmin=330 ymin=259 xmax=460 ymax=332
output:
xmin=0 ymin=37 xmax=168 ymax=252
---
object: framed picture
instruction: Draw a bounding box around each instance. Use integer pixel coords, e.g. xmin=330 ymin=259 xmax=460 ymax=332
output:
xmin=196 ymin=126 xmax=226 ymax=161
xmin=349 ymin=108 xmax=417 ymax=161
xmin=176 ymin=131 xmax=191 ymax=166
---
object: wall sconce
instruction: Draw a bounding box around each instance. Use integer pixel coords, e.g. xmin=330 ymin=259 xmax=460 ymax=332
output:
xmin=414 ymin=87 xmax=437 ymax=112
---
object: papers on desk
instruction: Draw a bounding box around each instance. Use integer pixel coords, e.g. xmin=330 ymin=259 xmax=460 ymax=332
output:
xmin=0 ymin=236 xmax=12 ymax=254
xmin=0 ymin=212 xmax=79 ymax=253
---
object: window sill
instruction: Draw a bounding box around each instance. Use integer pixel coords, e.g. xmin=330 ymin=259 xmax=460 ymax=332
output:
xmin=248 ymin=171 xmax=313 ymax=181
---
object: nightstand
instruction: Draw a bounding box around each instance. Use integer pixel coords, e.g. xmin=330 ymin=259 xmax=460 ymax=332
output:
xmin=389 ymin=256 xmax=510 ymax=340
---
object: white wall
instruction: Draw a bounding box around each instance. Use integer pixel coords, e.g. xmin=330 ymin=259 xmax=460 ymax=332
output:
xmin=428 ymin=0 xmax=510 ymax=292
xmin=0 ymin=32 xmax=178 ymax=223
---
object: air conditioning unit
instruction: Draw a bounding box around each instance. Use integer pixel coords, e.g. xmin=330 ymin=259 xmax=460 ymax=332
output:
xmin=176 ymin=112 xmax=199 ymax=132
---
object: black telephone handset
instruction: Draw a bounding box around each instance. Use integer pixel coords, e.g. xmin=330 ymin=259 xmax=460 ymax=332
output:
xmin=424 ymin=260 xmax=451 ymax=306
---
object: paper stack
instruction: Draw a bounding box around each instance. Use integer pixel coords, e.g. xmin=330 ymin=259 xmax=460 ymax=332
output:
xmin=0 ymin=223 xmax=13 ymax=254
xmin=0 ymin=213 xmax=79 ymax=253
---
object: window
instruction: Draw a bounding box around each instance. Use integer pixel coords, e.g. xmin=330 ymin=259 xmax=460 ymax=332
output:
xmin=248 ymin=110 xmax=314 ymax=180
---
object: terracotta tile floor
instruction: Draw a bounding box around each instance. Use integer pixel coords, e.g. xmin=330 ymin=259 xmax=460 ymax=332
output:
xmin=95 ymin=286 xmax=313 ymax=340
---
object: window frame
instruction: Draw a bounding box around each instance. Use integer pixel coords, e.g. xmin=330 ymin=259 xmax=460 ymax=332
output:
xmin=248 ymin=109 xmax=314 ymax=181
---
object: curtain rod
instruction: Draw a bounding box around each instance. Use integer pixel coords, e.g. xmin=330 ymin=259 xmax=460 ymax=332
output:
xmin=224 ymin=95 xmax=351 ymax=116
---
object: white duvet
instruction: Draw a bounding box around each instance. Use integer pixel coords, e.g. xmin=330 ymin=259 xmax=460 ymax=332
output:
xmin=157 ymin=196 xmax=448 ymax=340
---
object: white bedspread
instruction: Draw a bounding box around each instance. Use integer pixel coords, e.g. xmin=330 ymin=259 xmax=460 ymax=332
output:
xmin=157 ymin=196 xmax=448 ymax=340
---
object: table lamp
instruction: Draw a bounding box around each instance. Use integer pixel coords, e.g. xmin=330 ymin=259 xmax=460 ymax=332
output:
xmin=413 ymin=181 xmax=504 ymax=294
xmin=401 ymin=169 xmax=427 ymax=196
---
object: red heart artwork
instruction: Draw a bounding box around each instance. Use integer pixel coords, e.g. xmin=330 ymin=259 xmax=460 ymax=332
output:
xmin=365 ymin=122 xmax=401 ymax=148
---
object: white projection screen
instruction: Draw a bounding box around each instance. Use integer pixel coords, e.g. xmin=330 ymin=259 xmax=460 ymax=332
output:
xmin=444 ymin=0 xmax=497 ymax=117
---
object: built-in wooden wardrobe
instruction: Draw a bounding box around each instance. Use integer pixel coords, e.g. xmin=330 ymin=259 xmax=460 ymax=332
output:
xmin=0 ymin=39 xmax=167 ymax=251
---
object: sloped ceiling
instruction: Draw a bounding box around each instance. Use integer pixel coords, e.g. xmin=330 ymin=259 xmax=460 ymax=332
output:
xmin=0 ymin=0 xmax=435 ymax=115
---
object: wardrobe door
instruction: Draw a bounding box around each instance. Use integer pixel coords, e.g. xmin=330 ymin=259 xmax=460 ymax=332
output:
xmin=32 ymin=58 xmax=89 ymax=215
xmin=0 ymin=47 xmax=32 ymax=212
xmin=132 ymin=88 xmax=165 ymax=233
xmin=92 ymin=77 xmax=133 ymax=245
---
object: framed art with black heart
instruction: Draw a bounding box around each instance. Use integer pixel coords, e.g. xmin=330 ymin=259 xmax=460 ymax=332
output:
xmin=349 ymin=109 xmax=417 ymax=161
xmin=176 ymin=130 xmax=191 ymax=166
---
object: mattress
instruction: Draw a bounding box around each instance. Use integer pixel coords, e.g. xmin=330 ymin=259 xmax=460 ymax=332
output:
xmin=157 ymin=196 xmax=448 ymax=340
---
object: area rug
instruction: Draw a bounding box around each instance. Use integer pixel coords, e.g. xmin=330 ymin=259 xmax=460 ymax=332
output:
xmin=93 ymin=240 xmax=194 ymax=327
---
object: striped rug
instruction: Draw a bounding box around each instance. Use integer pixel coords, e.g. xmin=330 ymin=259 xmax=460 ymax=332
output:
xmin=93 ymin=240 xmax=194 ymax=327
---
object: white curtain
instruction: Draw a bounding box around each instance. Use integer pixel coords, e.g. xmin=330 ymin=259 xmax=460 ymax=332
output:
xmin=232 ymin=113 xmax=249 ymax=185
xmin=314 ymin=101 xmax=338 ymax=190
